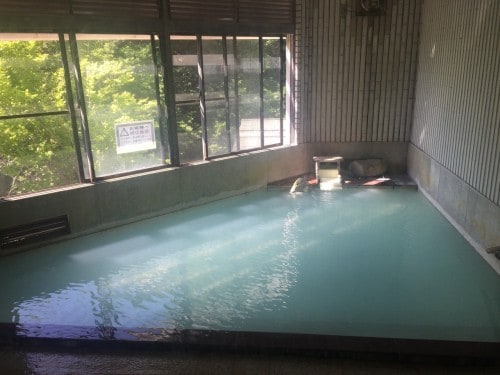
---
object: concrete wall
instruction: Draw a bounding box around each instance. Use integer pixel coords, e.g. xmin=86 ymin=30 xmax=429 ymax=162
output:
xmin=0 ymin=145 xmax=311 ymax=254
xmin=408 ymin=145 xmax=500 ymax=273
xmin=409 ymin=0 xmax=500 ymax=270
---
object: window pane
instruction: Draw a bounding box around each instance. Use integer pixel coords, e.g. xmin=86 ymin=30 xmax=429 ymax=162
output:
xmin=177 ymin=103 xmax=202 ymax=161
xmin=169 ymin=34 xmax=288 ymax=162
xmin=263 ymin=37 xmax=283 ymax=146
xmin=172 ymin=36 xmax=203 ymax=163
xmin=202 ymin=36 xmax=229 ymax=157
xmin=0 ymin=36 xmax=66 ymax=116
xmin=0 ymin=36 xmax=79 ymax=196
xmin=236 ymin=37 xmax=261 ymax=151
xmin=226 ymin=37 xmax=239 ymax=151
xmin=76 ymin=35 xmax=164 ymax=177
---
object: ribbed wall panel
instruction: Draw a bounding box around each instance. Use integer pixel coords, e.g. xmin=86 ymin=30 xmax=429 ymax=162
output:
xmin=293 ymin=0 xmax=304 ymax=142
xmin=298 ymin=0 xmax=420 ymax=143
xmin=168 ymin=0 xmax=234 ymax=20
xmin=168 ymin=0 xmax=294 ymax=26
xmin=411 ymin=0 xmax=500 ymax=205
xmin=239 ymin=0 xmax=294 ymax=25
xmin=0 ymin=0 xmax=161 ymax=17
xmin=0 ymin=0 xmax=69 ymax=14
xmin=71 ymin=0 xmax=161 ymax=18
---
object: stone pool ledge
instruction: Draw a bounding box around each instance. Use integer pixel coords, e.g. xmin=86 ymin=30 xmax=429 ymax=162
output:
xmin=1 ymin=323 xmax=498 ymax=364
xmin=267 ymin=174 xmax=417 ymax=190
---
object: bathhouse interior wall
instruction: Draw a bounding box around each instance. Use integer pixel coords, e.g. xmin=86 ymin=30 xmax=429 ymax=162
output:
xmin=295 ymin=0 xmax=420 ymax=145
xmin=408 ymin=0 xmax=500 ymax=261
xmin=1 ymin=0 xmax=498 ymax=264
xmin=0 ymin=145 xmax=309 ymax=252
xmin=297 ymin=0 xmax=499 ymax=267
xmin=1 ymin=139 xmax=410 ymax=254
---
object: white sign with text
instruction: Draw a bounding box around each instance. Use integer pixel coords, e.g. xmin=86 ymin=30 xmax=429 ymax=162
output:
xmin=115 ymin=120 xmax=156 ymax=154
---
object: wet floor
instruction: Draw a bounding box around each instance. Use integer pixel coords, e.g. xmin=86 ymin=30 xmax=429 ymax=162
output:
xmin=1 ymin=347 xmax=499 ymax=375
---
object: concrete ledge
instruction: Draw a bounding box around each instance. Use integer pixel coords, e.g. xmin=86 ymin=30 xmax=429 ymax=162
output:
xmin=309 ymin=142 xmax=408 ymax=174
xmin=1 ymin=323 xmax=498 ymax=362
xmin=408 ymin=144 xmax=500 ymax=274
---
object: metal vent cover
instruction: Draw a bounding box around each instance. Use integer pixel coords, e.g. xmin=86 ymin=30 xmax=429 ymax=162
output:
xmin=0 ymin=215 xmax=70 ymax=250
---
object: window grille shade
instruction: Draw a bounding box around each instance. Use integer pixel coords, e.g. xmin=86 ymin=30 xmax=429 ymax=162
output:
xmin=168 ymin=0 xmax=294 ymax=30
xmin=0 ymin=0 xmax=293 ymax=34
xmin=0 ymin=0 xmax=69 ymax=14
xmin=168 ymin=0 xmax=235 ymax=22
xmin=238 ymin=0 xmax=294 ymax=25
xmin=0 ymin=0 xmax=161 ymax=18
xmin=71 ymin=0 xmax=161 ymax=18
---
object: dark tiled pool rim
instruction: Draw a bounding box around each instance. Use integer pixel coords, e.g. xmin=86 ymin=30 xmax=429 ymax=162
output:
xmin=1 ymin=323 xmax=498 ymax=363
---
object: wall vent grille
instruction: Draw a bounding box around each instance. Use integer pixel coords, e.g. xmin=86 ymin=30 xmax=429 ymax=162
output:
xmin=0 ymin=215 xmax=70 ymax=250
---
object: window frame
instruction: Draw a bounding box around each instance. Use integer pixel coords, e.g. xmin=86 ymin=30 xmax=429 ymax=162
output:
xmin=174 ymin=33 xmax=289 ymax=162
xmin=0 ymin=33 xmax=84 ymax=195
xmin=69 ymin=33 xmax=169 ymax=181
xmin=0 ymin=31 xmax=292 ymax=195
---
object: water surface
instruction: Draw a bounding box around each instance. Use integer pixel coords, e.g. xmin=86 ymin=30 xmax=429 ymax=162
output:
xmin=1 ymin=189 xmax=499 ymax=342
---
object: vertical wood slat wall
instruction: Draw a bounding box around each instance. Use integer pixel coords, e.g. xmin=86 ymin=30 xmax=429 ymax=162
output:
xmin=411 ymin=0 xmax=500 ymax=205
xmin=297 ymin=0 xmax=421 ymax=144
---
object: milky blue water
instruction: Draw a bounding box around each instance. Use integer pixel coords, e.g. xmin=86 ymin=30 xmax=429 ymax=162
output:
xmin=0 ymin=189 xmax=499 ymax=342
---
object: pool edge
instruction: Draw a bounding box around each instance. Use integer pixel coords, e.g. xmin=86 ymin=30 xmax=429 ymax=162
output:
xmin=1 ymin=323 xmax=498 ymax=363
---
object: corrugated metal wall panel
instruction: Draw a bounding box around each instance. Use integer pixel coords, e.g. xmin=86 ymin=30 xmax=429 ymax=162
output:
xmin=238 ymin=0 xmax=295 ymax=25
xmin=0 ymin=0 xmax=161 ymax=17
xmin=168 ymin=0 xmax=294 ymax=28
xmin=168 ymin=0 xmax=234 ymax=21
xmin=0 ymin=0 xmax=69 ymax=14
xmin=411 ymin=0 xmax=500 ymax=205
xmin=299 ymin=0 xmax=420 ymax=144
xmin=71 ymin=0 xmax=161 ymax=18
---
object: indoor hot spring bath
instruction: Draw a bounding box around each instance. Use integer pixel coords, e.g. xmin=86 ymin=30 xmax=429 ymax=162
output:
xmin=0 ymin=188 xmax=499 ymax=359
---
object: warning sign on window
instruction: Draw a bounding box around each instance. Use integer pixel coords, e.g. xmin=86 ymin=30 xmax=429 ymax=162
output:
xmin=115 ymin=120 xmax=156 ymax=154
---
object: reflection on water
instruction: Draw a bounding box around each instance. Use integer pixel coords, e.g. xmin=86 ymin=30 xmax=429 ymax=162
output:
xmin=6 ymin=191 xmax=302 ymax=332
xmin=2 ymin=189 xmax=500 ymax=342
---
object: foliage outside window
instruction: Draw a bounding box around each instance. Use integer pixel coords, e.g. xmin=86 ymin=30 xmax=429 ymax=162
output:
xmin=0 ymin=35 xmax=79 ymax=196
xmin=0 ymin=33 xmax=289 ymax=197
xmin=172 ymin=37 xmax=202 ymax=163
xmin=76 ymin=35 xmax=167 ymax=177
xmin=174 ymin=35 xmax=288 ymax=163
xmin=263 ymin=37 xmax=287 ymax=146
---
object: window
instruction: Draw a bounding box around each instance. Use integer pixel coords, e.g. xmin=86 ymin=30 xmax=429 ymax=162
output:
xmin=237 ymin=37 xmax=262 ymax=151
xmin=0 ymin=34 xmax=79 ymax=196
xmin=74 ymin=34 xmax=167 ymax=178
xmin=202 ymin=36 xmax=229 ymax=157
xmin=0 ymin=31 xmax=291 ymax=197
xmin=263 ymin=37 xmax=287 ymax=146
xmin=172 ymin=36 xmax=203 ymax=163
xmin=173 ymin=34 xmax=289 ymax=163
